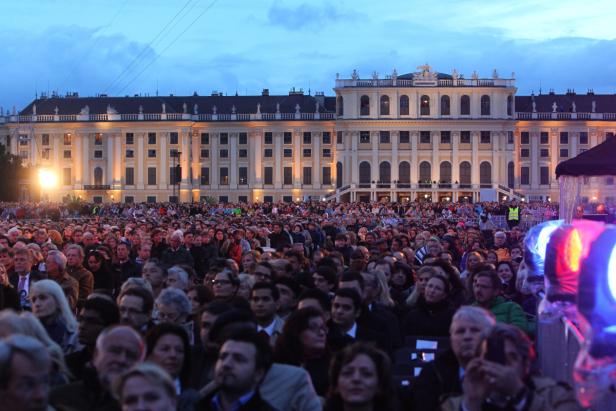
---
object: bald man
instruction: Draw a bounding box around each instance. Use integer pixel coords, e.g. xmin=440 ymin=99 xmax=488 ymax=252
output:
xmin=51 ymin=326 xmax=144 ymax=410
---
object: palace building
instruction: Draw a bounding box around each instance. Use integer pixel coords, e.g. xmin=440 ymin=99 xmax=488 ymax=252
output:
xmin=1 ymin=64 xmax=615 ymax=204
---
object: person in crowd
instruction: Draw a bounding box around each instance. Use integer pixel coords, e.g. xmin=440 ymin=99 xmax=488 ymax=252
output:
xmin=313 ymin=265 xmax=337 ymax=296
xmin=412 ymin=306 xmax=496 ymax=411
xmin=330 ymin=288 xmax=388 ymax=353
xmin=441 ymin=323 xmax=582 ymax=411
xmin=166 ymin=265 xmax=190 ymax=292
xmin=0 ymin=262 xmax=19 ymax=310
xmin=192 ymin=301 xmax=232 ymax=389
xmin=325 ymin=342 xmax=395 ymax=411
xmin=65 ymin=296 xmax=120 ymax=380
xmin=30 ymin=279 xmax=78 ymax=353
xmin=141 ymin=260 xmax=167 ymax=299
xmin=50 ymin=325 xmax=145 ymax=410
xmin=274 ymin=277 xmax=300 ymax=321
xmin=145 ymin=323 xmax=195 ymax=398
xmin=0 ymin=335 xmax=52 ymax=411
xmin=150 ymin=229 xmax=169 ymax=260
xmin=402 ymin=273 xmax=456 ymax=338
xmin=118 ymin=285 xmax=154 ymax=334
xmin=85 ymin=249 xmax=115 ymax=294
xmin=211 ymin=269 xmax=239 ymax=301
xmin=114 ymin=241 xmax=142 ymax=283
xmin=65 ymin=244 xmax=94 ymax=310
xmin=162 ymin=230 xmax=195 ymax=269
xmin=196 ymin=328 xmax=279 ymax=411
xmin=472 ymin=270 xmax=530 ymax=333
xmin=156 ymin=287 xmax=192 ymax=329
xmin=274 ymin=307 xmax=331 ymax=396
xmin=134 ymin=241 xmax=152 ymax=266
xmin=405 ymin=265 xmax=439 ymax=308
xmin=45 ymin=250 xmax=79 ymax=310
xmin=112 ymin=363 xmax=178 ymax=411
xmin=10 ymin=247 xmax=46 ymax=310
xmin=250 ymin=282 xmax=284 ymax=347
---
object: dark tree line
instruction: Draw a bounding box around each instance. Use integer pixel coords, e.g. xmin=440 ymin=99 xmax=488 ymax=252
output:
xmin=0 ymin=144 xmax=27 ymax=201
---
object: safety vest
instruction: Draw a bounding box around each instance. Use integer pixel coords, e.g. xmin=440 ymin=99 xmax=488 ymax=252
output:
xmin=508 ymin=206 xmax=519 ymax=221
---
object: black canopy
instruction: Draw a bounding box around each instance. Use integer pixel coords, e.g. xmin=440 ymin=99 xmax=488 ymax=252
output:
xmin=555 ymin=138 xmax=616 ymax=178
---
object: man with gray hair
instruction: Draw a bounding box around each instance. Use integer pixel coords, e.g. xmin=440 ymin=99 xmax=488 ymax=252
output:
xmin=50 ymin=325 xmax=145 ymax=410
xmin=45 ymin=250 xmax=79 ymax=311
xmin=0 ymin=335 xmax=51 ymax=411
xmin=412 ymin=306 xmax=496 ymax=411
xmin=161 ymin=229 xmax=194 ymax=269
xmin=155 ymin=287 xmax=194 ymax=344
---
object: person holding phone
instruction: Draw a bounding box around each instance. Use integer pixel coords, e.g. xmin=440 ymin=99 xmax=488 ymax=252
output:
xmin=440 ymin=323 xmax=582 ymax=411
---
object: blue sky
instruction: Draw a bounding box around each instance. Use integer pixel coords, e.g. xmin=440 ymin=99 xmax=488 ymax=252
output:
xmin=1 ymin=0 xmax=616 ymax=111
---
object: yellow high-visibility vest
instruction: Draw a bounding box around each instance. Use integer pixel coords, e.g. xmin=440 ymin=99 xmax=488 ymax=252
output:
xmin=508 ymin=206 xmax=519 ymax=221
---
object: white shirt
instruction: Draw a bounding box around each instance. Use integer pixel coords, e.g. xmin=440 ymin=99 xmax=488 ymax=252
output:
xmin=258 ymin=318 xmax=277 ymax=336
xmin=346 ymin=322 xmax=358 ymax=339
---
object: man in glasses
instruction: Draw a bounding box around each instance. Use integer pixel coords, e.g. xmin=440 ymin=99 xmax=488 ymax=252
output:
xmin=117 ymin=286 xmax=154 ymax=335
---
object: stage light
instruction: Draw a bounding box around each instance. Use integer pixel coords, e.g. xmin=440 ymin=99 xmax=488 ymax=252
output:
xmin=38 ymin=168 xmax=58 ymax=189
xmin=578 ymin=227 xmax=616 ymax=357
xmin=608 ymin=247 xmax=616 ymax=303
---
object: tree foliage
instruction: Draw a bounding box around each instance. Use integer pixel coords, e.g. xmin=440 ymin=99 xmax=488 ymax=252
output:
xmin=0 ymin=145 xmax=26 ymax=201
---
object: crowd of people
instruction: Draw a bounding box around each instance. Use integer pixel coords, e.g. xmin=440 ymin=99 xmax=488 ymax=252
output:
xmin=0 ymin=199 xmax=584 ymax=411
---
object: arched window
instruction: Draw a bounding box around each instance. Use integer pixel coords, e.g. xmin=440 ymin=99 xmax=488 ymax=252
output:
xmin=459 ymin=162 xmax=471 ymax=186
xmin=336 ymin=162 xmax=343 ymax=188
xmin=507 ymin=95 xmax=513 ymax=116
xmin=440 ymin=95 xmax=450 ymax=115
xmin=420 ymin=95 xmax=430 ymax=116
xmin=399 ymin=95 xmax=409 ymax=115
xmin=480 ymin=161 xmax=492 ymax=186
xmin=440 ymin=161 xmax=452 ymax=183
xmin=460 ymin=95 xmax=470 ymax=115
xmin=359 ymin=161 xmax=371 ymax=186
xmin=94 ymin=167 xmax=103 ymax=186
xmin=380 ymin=95 xmax=390 ymax=115
xmin=398 ymin=161 xmax=410 ymax=184
xmin=379 ymin=162 xmax=391 ymax=183
xmin=360 ymin=95 xmax=370 ymax=116
xmin=508 ymin=161 xmax=515 ymax=188
xmin=337 ymin=96 xmax=344 ymax=116
xmin=481 ymin=95 xmax=491 ymax=116
xmin=419 ymin=161 xmax=431 ymax=182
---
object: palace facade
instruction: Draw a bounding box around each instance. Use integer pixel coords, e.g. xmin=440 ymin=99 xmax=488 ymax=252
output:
xmin=1 ymin=65 xmax=615 ymax=204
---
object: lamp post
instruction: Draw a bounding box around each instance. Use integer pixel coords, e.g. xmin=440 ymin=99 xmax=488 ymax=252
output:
xmin=172 ymin=151 xmax=182 ymax=203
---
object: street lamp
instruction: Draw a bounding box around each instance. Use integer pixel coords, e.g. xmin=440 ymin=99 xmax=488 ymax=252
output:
xmin=38 ymin=168 xmax=57 ymax=201
xmin=171 ymin=151 xmax=182 ymax=203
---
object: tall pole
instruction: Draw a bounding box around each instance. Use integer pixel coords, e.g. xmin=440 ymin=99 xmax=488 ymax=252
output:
xmin=172 ymin=152 xmax=176 ymax=202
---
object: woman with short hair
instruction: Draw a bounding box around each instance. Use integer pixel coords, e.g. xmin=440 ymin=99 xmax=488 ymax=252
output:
xmin=113 ymin=362 xmax=178 ymax=411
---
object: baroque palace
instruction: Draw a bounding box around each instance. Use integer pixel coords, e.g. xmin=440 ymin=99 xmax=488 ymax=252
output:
xmin=1 ymin=64 xmax=615 ymax=204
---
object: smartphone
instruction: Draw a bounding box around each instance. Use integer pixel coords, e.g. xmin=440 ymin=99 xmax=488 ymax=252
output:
xmin=484 ymin=336 xmax=506 ymax=365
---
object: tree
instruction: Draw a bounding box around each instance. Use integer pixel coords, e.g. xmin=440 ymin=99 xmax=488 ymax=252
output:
xmin=0 ymin=145 xmax=25 ymax=201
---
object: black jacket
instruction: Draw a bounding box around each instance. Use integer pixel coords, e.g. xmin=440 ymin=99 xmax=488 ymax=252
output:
xmin=50 ymin=365 xmax=120 ymax=411
xmin=197 ymin=388 xmax=279 ymax=411
xmin=411 ymin=349 xmax=462 ymax=411
xmin=402 ymin=297 xmax=455 ymax=338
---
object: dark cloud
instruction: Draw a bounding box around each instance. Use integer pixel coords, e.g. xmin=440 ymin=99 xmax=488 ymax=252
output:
xmin=267 ymin=1 xmax=364 ymax=30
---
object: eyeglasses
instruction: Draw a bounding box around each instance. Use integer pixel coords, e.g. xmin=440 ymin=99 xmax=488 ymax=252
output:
xmin=119 ymin=306 xmax=144 ymax=316
xmin=306 ymin=324 xmax=328 ymax=335
xmin=158 ymin=311 xmax=181 ymax=322
xmin=212 ymin=279 xmax=231 ymax=286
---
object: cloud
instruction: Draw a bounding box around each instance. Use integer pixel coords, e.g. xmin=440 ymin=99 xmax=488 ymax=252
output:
xmin=0 ymin=25 xmax=157 ymax=108
xmin=267 ymin=1 xmax=364 ymax=30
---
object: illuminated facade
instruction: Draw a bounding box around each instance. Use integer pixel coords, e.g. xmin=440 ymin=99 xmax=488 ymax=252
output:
xmin=1 ymin=65 xmax=615 ymax=203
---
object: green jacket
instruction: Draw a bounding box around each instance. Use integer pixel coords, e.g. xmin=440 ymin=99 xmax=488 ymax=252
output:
xmin=475 ymin=296 xmax=530 ymax=334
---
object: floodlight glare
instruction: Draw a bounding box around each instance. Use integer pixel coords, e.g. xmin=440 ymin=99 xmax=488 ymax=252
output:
xmin=38 ymin=169 xmax=58 ymax=189
xmin=608 ymin=247 xmax=616 ymax=303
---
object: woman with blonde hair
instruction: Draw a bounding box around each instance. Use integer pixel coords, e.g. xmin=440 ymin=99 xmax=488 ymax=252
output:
xmin=30 ymin=279 xmax=78 ymax=353
xmin=0 ymin=310 xmax=72 ymax=385
xmin=405 ymin=266 xmax=440 ymax=308
xmin=0 ymin=263 xmax=19 ymax=310
xmin=113 ymin=362 xmax=178 ymax=411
